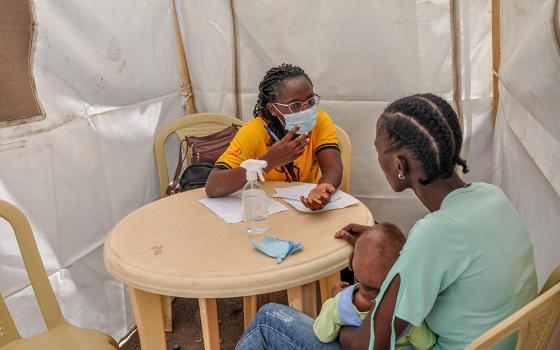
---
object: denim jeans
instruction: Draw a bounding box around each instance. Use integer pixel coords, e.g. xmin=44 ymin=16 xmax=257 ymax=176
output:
xmin=235 ymin=303 xmax=416 ymax=350
xmin=235 ymin=303 xmax=341 ymax=350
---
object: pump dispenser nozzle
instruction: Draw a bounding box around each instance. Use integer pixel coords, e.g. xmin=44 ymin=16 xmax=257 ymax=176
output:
xmin=241 ymin=159 xmax=267 ymax=182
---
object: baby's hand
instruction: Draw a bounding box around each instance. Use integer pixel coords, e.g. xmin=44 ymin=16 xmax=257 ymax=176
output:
xmin=330 ymin=281 xmax=350 ymax=298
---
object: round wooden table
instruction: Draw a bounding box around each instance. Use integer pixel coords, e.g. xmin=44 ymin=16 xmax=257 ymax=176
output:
xmin=104 ymin=182 xmax=373 ymax=350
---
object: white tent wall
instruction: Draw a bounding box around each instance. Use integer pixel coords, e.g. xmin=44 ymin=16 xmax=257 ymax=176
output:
xmin=0 ymin=0 xmax=184 ymax=340
xmin=494 ymin=0 xmax=560 ymax=288
xmin=492 ymin=0 xmax=560 ymax=346
xmin=180 ymin=0 xmax=494 ymax=233
xmin=494 ymin=0 xmax=560 ymax=285
xmin=0 ymin=0 xmax=502 ymax=343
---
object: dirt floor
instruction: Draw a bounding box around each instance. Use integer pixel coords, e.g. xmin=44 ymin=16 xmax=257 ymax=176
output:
xmin=120 ymin=292 xmax=294 ymax=350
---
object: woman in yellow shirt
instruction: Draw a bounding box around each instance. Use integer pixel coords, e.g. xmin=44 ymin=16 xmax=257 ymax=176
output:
xmin=205 ymin=64 xmax=343 ymax=210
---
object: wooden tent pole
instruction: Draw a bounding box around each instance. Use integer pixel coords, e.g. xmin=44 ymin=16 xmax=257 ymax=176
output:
xmin=492 ymin=0 xmax=500 ymax=125
xmin=450 ymin=0 xmax=464 ymax=130
xmin=230 ymin=0 xmax=242 ymax=119
xmin=171 ymin=0 xmax=196 ymax=114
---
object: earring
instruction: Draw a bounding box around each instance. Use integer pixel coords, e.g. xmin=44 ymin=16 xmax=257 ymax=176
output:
xmin=398 ymin=172 xmax=406 ymax=180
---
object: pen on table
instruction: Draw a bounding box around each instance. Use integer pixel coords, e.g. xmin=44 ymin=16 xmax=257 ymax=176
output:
xmin=264 ymin=125 xmax=281 ymax=142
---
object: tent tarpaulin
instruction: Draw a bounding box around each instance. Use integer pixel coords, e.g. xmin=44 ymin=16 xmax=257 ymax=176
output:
xmin=493 ymin=0 xmax=560 ymax=288
xmin=2 ymin=0 xmax=557 ymax=344
xmin=1 ymin=0 xmax=182 ymax=339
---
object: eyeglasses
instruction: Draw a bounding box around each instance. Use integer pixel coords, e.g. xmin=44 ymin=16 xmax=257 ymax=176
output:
xmin=273 ymin=94 xmax=320 ymax=114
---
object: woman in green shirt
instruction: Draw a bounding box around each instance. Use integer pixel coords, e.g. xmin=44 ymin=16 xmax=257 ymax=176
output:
xmin=235 ymin=93 xmax=537 ymax=350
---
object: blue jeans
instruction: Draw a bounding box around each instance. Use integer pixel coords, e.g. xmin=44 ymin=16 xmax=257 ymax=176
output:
xmin=236 ymin=303 xmax=417 ymax=350
xmin=235 ymin=303 xmax=341 ymax=350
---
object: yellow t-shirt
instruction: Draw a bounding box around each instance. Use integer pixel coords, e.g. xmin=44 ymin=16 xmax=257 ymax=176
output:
xmin=215 ymin=109 xmax=340 ymax=183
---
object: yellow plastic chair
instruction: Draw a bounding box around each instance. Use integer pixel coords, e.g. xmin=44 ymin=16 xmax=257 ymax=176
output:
xmin=466 ymin=265 xmax=560 ymax=350
xmin=154 ymin=112 xmax=243 ymax=332
xmin=335 ymin=125 xmax=352 ymax=193
xmin=540 ymin=265 xmax=560 ymax=296
xmin=0 ymin=200 xmax=118 ymax=350
xmin=154 ymin=112 xmax=244 ymax=198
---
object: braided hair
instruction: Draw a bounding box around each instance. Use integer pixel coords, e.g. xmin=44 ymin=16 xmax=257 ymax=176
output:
xmin=378 ymin=93 xmax=469 ymax=185
xmin=253 ymin=63 xmax=312 ymax=182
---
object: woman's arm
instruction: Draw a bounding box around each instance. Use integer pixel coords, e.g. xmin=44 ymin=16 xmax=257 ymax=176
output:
xmin=204 ymin=167 xmax=248 ymax=198
xmin=339 ymin=276 xmax=409 ymax=350
xmin=301 ymin=149 xmax=342 ymax=210
xmin=317 ymin=148 xmax=343 ymax=188
xmin=205 ymin=127 xmax=308 ymax=197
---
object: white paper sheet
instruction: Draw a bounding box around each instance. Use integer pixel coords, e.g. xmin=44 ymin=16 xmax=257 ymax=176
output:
xmin=199 ymin=191 xmax=288 ymax=223
xmin=273 ymin=183 xmax=342 ymax=202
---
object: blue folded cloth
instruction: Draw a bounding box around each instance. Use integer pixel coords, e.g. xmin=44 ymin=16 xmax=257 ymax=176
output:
xmin=251 ymin=236 xmax=304 ymax=263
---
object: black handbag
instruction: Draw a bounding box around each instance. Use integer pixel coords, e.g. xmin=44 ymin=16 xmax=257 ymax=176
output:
xmin=178 ymin=162 xmax=214 ymax=192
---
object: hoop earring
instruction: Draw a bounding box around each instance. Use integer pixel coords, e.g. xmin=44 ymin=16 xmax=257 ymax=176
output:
xmin=398 ymin=173 xmax=406 ymax=180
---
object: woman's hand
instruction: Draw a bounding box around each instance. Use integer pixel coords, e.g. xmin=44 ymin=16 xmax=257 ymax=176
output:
xmin=300 ymin=183 xmax=336 ymax=210
xmin=260 ymin=126 xmax=309 ymax=171
xmin=330 ymin=281 xmax=350 ymax=298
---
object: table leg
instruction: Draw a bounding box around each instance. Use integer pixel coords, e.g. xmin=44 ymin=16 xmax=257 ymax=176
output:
xmin=163 ymin=296 xmax=173 ymax=332
xmin=128 ymin=287 xmax=166 ymax=350
xmin=243 ymin=295 xmax=258 ymax=329
xmin=287 ymin=282 xmax=317 ymax=318
xmin=198 ymin=298 xmax=220 ymax=350
xmin=319 ymin=271 xmax=342 ymax=304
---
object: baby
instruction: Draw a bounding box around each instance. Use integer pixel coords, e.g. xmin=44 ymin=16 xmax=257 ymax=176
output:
xmin=313 ymin=223 xmax=435 ymax=349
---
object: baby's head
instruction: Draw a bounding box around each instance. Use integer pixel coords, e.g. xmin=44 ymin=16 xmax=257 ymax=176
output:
xmin=352 ymin=222 xmax=406 ymax=290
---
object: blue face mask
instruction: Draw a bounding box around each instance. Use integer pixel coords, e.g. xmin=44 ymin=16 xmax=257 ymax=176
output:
xmin=279 ymin=106 xmax=318 ymax=134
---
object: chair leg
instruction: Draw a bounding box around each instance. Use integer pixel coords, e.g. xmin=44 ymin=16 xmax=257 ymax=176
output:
xmin=163 ymin=296 xmax=173 ymax=332
xmin=129 ymin=287 xmax=166 ymax=350
xmin=287 ymin=282 xmax=318 ymax=318
xmin=198 ymin=298 xmax=220 ymax=350
xmin=319 ymin=271 xmax=342 ymax=304
xmin=243 ymin=295 xmax=258 ymax=329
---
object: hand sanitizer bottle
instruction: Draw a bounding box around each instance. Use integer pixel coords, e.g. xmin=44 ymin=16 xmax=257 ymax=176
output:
xmin=240 ymin=159 xmax=268 ymax=235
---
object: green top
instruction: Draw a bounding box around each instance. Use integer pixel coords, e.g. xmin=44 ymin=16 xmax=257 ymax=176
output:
xmin=313 ymin=286 xmax=435 ymax=349
xmin=369 ymin=182 xmax=538 ymax=350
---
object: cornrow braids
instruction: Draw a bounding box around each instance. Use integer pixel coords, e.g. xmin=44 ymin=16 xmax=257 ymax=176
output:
xmin=419 ymin=93 xmax=469 ymax=174
xmin=252 ymin=63 xmax=312 ymax=182
xmin=379 ymin=94 xmax=469 ymax=185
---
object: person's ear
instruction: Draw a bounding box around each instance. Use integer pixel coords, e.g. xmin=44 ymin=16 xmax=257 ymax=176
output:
xmin=266 ymin=103 xmax=277 ymax=116
xmin=396 ymin=156 xmax=408 ymax=180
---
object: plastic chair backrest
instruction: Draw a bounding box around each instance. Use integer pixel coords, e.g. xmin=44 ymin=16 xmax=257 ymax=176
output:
xmin=0 ymin=200 xmax=65 ymax=347
xmin=540 ymin=265 xmax=560 ymax=295
xmin=465 ymin=276 xmax=560 ymax=349
xmin=154 ymin=113 xmax=242 ymax=198
xmin=335 ymin=126 xmax=352 ymax=193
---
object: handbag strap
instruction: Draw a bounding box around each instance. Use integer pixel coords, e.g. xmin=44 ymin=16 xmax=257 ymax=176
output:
xmin=166 ymin=138 xmax=189 ymax=196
